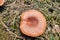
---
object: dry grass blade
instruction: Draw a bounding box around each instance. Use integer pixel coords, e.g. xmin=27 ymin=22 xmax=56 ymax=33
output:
xmin=0 ymin=17 xmax=25 ymax=40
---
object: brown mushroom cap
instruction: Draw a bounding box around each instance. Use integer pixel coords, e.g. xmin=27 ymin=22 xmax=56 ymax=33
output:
xmin=20 ymin=10 xmax=46 ymax=37
xmin=0 ymin=0 xmax=4 ymax=6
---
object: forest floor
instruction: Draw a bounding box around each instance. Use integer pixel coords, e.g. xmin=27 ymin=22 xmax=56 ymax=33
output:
xmin=0 ymin=0 xmax=60 ymax=40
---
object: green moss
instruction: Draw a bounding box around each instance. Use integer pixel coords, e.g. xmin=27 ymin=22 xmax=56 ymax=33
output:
xmin=0 ymin=0 xmax=60 ymax=40
xmin=50 ymin=35 xmax=54 ymax=40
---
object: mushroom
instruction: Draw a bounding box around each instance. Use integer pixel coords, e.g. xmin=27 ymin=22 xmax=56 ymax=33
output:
xmin=0 ymin=0 xmax=4 ymax=6
xmin=20 ymin=10 xmax=46 ymax=37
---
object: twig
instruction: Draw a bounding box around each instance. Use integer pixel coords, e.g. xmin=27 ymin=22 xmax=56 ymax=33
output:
xmin=0 ymin=17 xmax=25 ymax=40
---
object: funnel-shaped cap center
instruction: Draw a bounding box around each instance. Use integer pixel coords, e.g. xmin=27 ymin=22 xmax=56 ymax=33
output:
xmin=26 ymin=17 xmax=38 ymax=26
